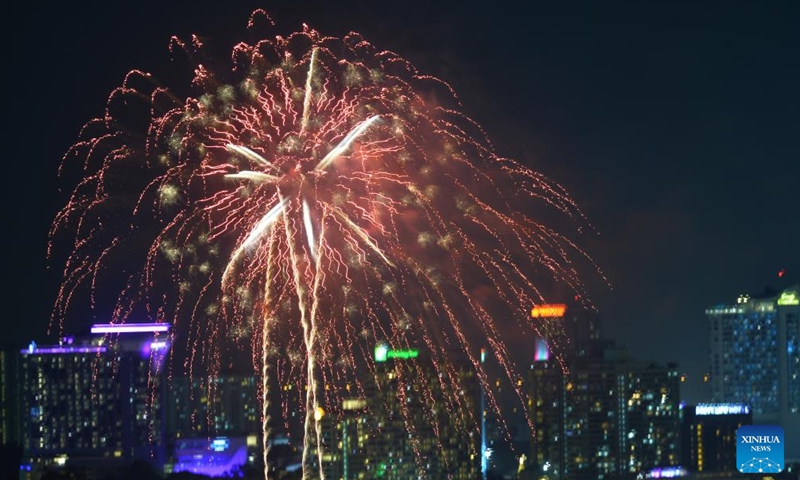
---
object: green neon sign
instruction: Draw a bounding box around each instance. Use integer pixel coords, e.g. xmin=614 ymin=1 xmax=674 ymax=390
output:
xmin=388 ymin=349 xmax=418 ymax=360
xmin=777 ymin=291 xmax=799 ymax=306
xmin=374 ymin=344 xmax=419 ymax=362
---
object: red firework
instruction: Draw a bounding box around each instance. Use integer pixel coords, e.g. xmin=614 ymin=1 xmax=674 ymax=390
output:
xmin=50 ymin=10 xmax=599 ymax=478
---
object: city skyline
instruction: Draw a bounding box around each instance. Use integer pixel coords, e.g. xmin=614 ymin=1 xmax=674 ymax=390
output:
xmin=4 ymin=0 xmax=799 ymax=410
xmin=9 ymin=317 xmax=787 ymax=478
xmin=6 ymin=322 xmax=689 ymax=478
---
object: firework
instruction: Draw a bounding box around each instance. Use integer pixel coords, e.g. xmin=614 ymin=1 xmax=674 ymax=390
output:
xmin=51 ymin=10 xmax=598 ymax=479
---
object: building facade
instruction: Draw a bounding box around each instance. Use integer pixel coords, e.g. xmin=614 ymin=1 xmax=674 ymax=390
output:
xmin=529 ymin=341 xmax=681 ymax=480
xmin=707 ymin=285 xmax=800 ymax=459
xmin=166 ymin=374 xmax=260 ymax=438
xmin=681 ymin=403 xmax=751 ymax=473
xmin=317 ymin=344 xmax=481 ymax=480
xmin=18 ymin=323 xmax=170 ymax=473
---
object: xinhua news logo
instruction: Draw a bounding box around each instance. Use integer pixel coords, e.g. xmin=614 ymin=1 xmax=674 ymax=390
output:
xmin=737 ymin=425 xmax=784 ymax=474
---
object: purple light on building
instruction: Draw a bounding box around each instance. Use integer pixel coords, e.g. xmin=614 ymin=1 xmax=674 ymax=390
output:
xmin=140 ymin=341 xmax=171 ymax=373
xmin=647 ymin=467 xmax=686 ymax=478
xmin=90 ymin=323 xmax=170 ymax=334
xmin=172 ymin=437 xmax=248 ymax=478
xmin=21 ymin=346 xmax=107 ymax=355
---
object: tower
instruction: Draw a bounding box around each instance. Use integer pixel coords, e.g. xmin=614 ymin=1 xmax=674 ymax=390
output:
xmin=707 ymin=285 xmax=800 ymax=460
xmin=529 ymin=342 xmax=681 ymax=479
xmin=19 ymin=323 xmax=170 ymax=472
xmin=319 ymin=344 xmax=480 ymax=479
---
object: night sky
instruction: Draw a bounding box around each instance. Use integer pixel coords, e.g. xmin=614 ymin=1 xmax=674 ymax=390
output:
xmin=5 ymin=1 xmax=799 ymax=404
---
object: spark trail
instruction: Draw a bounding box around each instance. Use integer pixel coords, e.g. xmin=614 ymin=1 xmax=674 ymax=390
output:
xmin=50 ymin=10 xmax=600 ymax=479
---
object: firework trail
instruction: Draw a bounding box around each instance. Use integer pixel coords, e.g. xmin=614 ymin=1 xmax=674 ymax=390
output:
xmin=51 ymin=10 xmax=600 ymax=479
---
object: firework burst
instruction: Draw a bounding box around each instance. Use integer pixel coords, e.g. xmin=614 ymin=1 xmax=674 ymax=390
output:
xmin=51 ymin=10 xmax=599 ymax=479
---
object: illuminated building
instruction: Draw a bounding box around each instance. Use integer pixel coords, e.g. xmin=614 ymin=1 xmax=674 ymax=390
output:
xmin=318 ymin=344 xmax=481 ymax=479
xmin=18 ymin=323 xmax=170 ymax=471
xmin=369 ymin=345 xmax=480 ymax=479
xmin=481 ymin=362 xmax=527 ymax=479
xmin=529 ymin=357 xmax=567 ymax=477
xmin=166 ymin=374 xmax=260 ymax=438
xmin=318 ymin=398 xmax=369 ymax=480
xmin=172 ymin=436 xmax=256 ymax=477
xmin=529 ymin=341 xmax=681 ymax=480
xmin=681 ymin=403 xmax=751 ymax=473
xmin=707 ymin=284 xmax=800 ymax=459
xmin=163 ymin=375 xmax=262 ymax=476
xmin=534 ymin=304 xmax=601 ymax=360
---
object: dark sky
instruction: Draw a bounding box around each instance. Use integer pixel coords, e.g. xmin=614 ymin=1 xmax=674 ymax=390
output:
xmin=4 ymin=1 xmax=799 ymax=404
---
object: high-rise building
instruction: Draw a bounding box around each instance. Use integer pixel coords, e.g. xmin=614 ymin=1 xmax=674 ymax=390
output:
xmin=162 ymin=373 xmax=262 ymax=476
xmin=707 ymin=284 xmax=799 ymax=459
xmin=561 ymin=307 xmax=601 ymax=355
xmin=681 ymin=403 xmax=751 ymax=473
xmin=530 ymin=304 xmax=600 ymax=360
xmin=318 ymin=344 xmax=481 ymax=479
xmin=318 ymin=397 xmax=369 ymax=480
xmin=529 ymin=341 xmax=681 ymax=480
xmin=166 ymin=374 xmax=260 ymax=438
xmin=19 ymin=323 xmax=171 ymax=473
